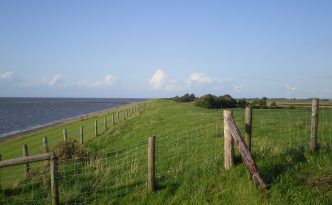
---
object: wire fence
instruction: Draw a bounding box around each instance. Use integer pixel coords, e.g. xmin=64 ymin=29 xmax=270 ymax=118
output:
xmin=1 ymin=105 xmax=332 ymax=204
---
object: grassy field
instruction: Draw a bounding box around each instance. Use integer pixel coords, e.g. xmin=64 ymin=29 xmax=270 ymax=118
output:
xmin=1 ymin=99 xmax=332 ymax=204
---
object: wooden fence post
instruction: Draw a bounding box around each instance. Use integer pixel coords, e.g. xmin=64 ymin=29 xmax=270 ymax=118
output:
xmin=43 ymin=137 xmax=49 ymax=153
xmin=224 ymin=110 xmax=234 ymax=170
xmin=112 ymin=113 xmax=115 ymax=125
xmin=117 ymin=112 xmax=119 ymax=121
xmin=0 ymin=154 xmax=2 ymax=190
xmin=245 ymin=107 xmax=252 ymax=151
xmin=23 ymin=144 xmax=30 ymax=177
xmin=310 ymin=98 xmax=319 ymax=152
xmin=104 ymin=117 xmax=107 ymax=129
xmin=80 ymin=126 xmax=84 ymax=144
xmin=50 ymin=154 xmax=59 ymax=205
xmin=148 ymin=136 xmax=156 ymax=192
xmin=95 ymin=120 xmax=98 ymax=137
xmin=226 ymin=115 xmax=267 ymax=192
xmin=63 ymin=129 xmax=68 ymax=141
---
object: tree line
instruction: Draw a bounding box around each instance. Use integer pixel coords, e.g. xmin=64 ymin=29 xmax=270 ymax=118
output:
xmin=173 ymin=93 xmax=281 ymax=109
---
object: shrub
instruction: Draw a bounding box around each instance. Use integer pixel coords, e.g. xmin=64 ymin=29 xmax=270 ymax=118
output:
xmin=173 ymin=93 xmax=196 ymax=102
xmin=194 ymin=94 xmax=239 ymax=109
xmin=54 ymin=140 xmax=87 ymax=161
xmin=270 ymin=101 xmax=279 ymax=109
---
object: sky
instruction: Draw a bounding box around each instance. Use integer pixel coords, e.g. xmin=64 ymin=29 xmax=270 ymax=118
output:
xmin=0 ymin=0 xmax=331 ymax=99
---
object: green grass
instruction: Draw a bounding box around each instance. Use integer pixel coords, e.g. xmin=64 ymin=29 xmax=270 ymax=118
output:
xmin=1 ymin=100 xmax=332 ymax=204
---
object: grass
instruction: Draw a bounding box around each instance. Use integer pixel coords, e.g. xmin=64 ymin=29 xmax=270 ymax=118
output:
xmin=1 ymin=99 xmax=332 ymax=204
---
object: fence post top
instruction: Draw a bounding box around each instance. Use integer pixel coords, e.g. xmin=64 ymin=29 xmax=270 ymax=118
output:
xmin=223 ymin=110 xmax=233 ymax=117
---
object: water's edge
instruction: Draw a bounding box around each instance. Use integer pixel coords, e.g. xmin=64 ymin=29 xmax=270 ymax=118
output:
xmin=0 ymin=100 xmax=145 ymax=142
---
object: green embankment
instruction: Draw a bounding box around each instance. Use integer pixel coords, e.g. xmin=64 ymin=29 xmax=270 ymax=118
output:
xmin=1 ymin=100 xmax=332 ymax=204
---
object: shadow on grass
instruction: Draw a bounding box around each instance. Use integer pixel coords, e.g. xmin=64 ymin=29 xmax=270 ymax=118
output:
xmin=261 ymin=146 xmax=306 ymax=185
xmin=156 ymin=175 xmax=180 ymax=194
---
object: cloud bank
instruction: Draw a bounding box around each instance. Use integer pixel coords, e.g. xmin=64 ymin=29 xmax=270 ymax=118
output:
xmin=149 ymin=69 xmax=227 ymax=92
xmin=0 ymin=71 xmax=14 ymax=80
xmin=77 ymin=75 xmax=116 ymax=88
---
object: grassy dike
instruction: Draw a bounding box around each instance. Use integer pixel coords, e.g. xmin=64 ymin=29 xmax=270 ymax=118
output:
xmin=1 ymin=99 xmax=332 ymax=204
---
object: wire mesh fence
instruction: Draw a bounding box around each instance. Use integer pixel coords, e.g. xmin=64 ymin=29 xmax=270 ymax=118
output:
xmin=0 ymin=104 xmax=332 ymax=204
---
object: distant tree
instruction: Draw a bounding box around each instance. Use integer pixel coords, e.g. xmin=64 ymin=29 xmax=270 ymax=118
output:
xmin=173 ymin=93 xmax=196 ymax=102
xmin=270 ymin=101 xmax=279 ymax=109
xmin=194 ymin=94 xmax=237 ymax=109
xmin=251 ymin=97 xmax=268 ymax=109
xmin=237 ymin=99 xmax=249 ymax=108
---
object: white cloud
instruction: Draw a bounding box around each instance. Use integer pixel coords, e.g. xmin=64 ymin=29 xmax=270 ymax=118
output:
xmin=39 ymin=74 xmax=62 ymax=87
xmin=149 ymin=70 xmax=228 ymax=92
xmin=0 ymin=71 xmax=14 ymax=80
xmin=187 ymin=73 xmax=214 ymax=84
xmin=149 ymin=69 xmax=166 ymax=90
xmin=48 ymin=74 xmax=61 ymax=86
xmin=77 ymin=75 xmax=116 ymax=88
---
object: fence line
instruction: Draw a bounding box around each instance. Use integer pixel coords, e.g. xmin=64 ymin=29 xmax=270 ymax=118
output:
xmin=1 ymin=100 xmax=332 ymax=204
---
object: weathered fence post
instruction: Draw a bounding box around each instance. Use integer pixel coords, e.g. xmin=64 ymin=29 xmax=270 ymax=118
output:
xmin=117 ymin=112 xmax=119 ymax=121
xmin=148 ymin=136 xmax=156 ymax=192
xmin=80 ymin=126 xmax=84 ymax=144
xmin=43 ymin=137 xmax=49 ymax=153
xmin=112 ymin=113 xmax=115 ymax=125
xmin=63 ymin=129 xmax=68 ymax=141
xmin=310 ymin=98 xmax=319 ymax=152
xmin=43 ymin=137 xmax=50 ymax=166
xmin=23 ymin=144 xmax=30 ymax=177
xmin=224 ymin=110 xmax=234 ymax=170
xmin=0 ymin=154 xmax=2 ymax=190
xmin=245 ymin=107 xmax=253 ymax=151
xmin=95 ymin=120 xmax=98 ymax=137
xmin=50 ymin=154 xmax=59 ymax=205
xmin=226 ymin=115 xmax=268 ymax=192
xmin=104 ymin=117 xmax=107 ymax=129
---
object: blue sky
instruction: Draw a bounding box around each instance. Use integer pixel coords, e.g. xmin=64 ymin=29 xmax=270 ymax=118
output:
xmin=0 ymin=0 xmax=331 ymax=98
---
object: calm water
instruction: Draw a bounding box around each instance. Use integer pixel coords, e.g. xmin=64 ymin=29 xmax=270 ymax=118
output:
xmin=0 ymin=98 xmax=145 ymax=138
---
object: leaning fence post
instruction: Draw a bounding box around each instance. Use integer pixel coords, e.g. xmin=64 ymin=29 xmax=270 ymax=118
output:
xmin=148 ymin=136 xmax=156 ymax=192
xmin=224 ymin=110 xmax=234 ymax=170
xmin=95 ymin=120 xmax=98 ymax=137
xmin=50 ymin=154 xmax=59 ymax=205
xmin=310 ymin=98 xmax=319 ymax=152
xmin=43 ymin=137 xmax=49 ymax=153
xmin=226 ymin=115 xmax=268 ymax=192
xmin=245 ymin=107 xmax=252 ymax=152
xmin=23 ymin=144 xmax=30 ymax=178
xmin=80 ymin=126 xmax=84 ymax=144
xmin=63 ymin=129 xmax=68 ymax=141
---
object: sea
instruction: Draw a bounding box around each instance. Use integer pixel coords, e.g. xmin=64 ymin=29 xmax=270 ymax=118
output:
xmin=0 ymin=97 xmax=145 ymax=138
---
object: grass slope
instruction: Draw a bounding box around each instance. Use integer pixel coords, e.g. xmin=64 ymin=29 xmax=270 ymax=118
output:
xmin=1 ymin=100 xmax=332 ymax=204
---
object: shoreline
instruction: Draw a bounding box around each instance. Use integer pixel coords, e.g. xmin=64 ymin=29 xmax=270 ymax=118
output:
xmin=0 ymin=100 xmax=145 ymax=142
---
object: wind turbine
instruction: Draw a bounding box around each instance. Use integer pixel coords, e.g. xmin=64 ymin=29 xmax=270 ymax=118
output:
xmin=286 ymin=84 xmax=296 ymax=105
xmin=234 ymin=85 xmax=243 ymax=99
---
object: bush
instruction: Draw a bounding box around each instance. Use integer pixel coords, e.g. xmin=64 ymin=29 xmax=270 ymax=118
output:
xmin=251 ymin=97 xmax=268 ymax=109
xmin=54 ymin=140 xmax=87 ymax=161
xmin=173 ymin=93 xmax=196 ymax=102
xmin=194 ymin=94 xmax=239 ymax=109
xmin=288 ymin=105 xmax=296 ymax=110
xmin=270 ymin=101 xmax=279 ymax=109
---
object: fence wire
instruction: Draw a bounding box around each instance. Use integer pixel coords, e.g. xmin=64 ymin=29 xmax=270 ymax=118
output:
xmin=1 ymin=106 xmax=331 ymax=204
